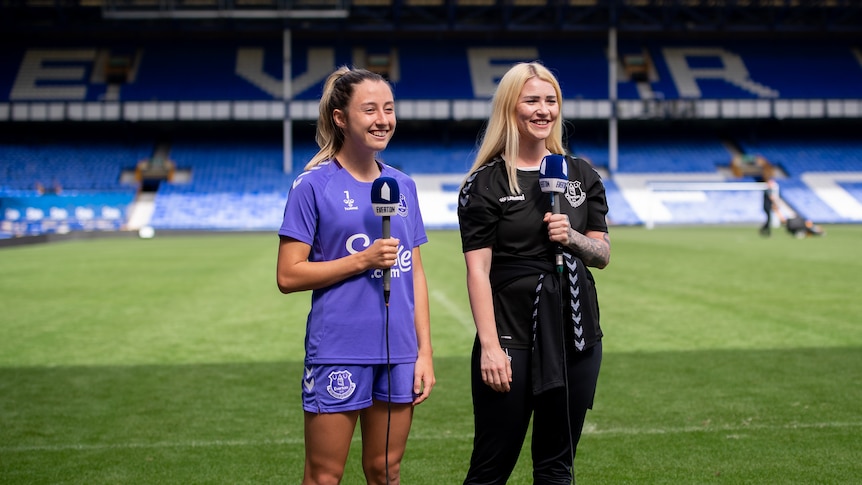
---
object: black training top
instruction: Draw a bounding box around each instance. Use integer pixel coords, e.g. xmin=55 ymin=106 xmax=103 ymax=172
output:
xmin=458 ymin=155 xmax=609 ymax=349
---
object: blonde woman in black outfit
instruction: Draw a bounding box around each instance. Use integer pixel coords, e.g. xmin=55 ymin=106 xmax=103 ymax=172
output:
xmin=458 ymin=61 xmax=611 ymax=484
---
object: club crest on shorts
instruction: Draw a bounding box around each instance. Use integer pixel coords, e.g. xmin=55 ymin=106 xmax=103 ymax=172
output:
xmin=327 ymin=370 xmax=357 ymax=400
xmin=565 ymin=180 xmax=586 ymax=208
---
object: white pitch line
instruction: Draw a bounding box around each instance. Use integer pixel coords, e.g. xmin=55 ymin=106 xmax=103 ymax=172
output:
xmin=4 ymin=421 xmax=860 ymax=453
xmin=3 ymin=438 xmax=305 ymax=453
xmin=577 ymin=420 xmax=862 ymax=437
xmin=430 ymin=289 xmax=474 ymax=332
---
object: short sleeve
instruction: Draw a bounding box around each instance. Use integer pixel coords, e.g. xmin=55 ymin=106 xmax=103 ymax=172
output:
xmin=457 ymin=167 xmax=502 ymax=253
xmin=573 ymin=157 xmax=609 ymax=234
xmin=402 ymin=175 xmax=429 ymax=248
xmin=278 ymin=173 xmax=318 ymax=245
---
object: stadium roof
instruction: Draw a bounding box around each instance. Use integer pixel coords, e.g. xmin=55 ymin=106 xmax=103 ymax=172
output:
xmin=1 ymin=0 xmax=861 ymax=34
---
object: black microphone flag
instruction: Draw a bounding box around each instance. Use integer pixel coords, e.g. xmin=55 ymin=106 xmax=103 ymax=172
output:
xmin=371 ymin=177 xmax=400 ymax=220
xmin=371 ymin=177 xmax=400 ymax=297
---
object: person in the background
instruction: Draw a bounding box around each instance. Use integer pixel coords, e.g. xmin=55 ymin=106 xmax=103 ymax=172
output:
xmin=760 ymin=177 xmax=785 ymax=237
xmin=761 ymin=176 xmax=826 ymax=238
xmin=276 ymin=66 xmax=435 ymax=485
xmin=786 ymin=216 xmax=826 ymax=238
xmin=457 ymin=61 xmax=610 ymax=484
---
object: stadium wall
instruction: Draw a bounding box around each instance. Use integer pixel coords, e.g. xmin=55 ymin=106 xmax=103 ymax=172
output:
xmin=2 ymin=27 xmax=861 ymax=234
xmin=1 ymin=36 xmax=861 ymax=122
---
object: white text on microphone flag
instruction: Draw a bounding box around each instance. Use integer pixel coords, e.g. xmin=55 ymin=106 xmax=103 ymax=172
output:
xmin=539 ymin=154 xmax=568 ymax=194
xmin=371 ymin=177 xmax=400 ymax=216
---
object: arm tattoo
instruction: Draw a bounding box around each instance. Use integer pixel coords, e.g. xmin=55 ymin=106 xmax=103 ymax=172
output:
xmin=568 ymin=229 xmax=611 ymax=268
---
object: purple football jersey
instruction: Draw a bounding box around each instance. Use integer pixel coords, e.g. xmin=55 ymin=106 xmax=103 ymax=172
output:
xmin=279 ymin=160 xmax=428 ymax=365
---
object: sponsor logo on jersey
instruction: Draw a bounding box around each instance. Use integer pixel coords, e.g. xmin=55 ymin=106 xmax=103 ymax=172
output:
xmin=345 ymin=234 xmax=414 ymax=281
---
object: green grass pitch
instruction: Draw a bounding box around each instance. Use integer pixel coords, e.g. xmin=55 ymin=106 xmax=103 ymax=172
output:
xmin=1 ymin=225 xmax=861 ymax=484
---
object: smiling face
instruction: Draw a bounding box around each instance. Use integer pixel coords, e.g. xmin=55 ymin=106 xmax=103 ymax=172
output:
xmin=515 ymin=76 xmax=558 ymax=143
xmin=334 ymin=79 xmax=396 ymax=155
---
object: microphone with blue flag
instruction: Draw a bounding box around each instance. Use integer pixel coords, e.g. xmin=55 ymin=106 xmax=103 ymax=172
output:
xmin=371 ymin=177 xmax=400 ymax=299
xmin=539 ymin=154 xmax=568 ymax=273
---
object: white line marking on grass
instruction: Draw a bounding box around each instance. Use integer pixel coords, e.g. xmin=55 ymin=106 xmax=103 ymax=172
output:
xmin=580 ymin=420 xmax=862 ymax=436
xmin=5 ymin=421 xmax=860 ymax=453
xmin=430 ymin=289 xmax=473 ymax=332
xmin=3 ymin=438 xmax=306 ymax=453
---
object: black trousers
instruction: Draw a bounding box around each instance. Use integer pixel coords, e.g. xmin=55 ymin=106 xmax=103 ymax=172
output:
xmin=760 ymin=211 xmax=772 ymax=235
xmin=463 ymin=339 xmax=602 ymax=485
xmin=761 ymin=202 xmax=773 ymax=235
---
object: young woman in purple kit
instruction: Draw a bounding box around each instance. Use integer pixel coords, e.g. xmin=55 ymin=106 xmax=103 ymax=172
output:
xmin=276 ymin=66 xmax=435 ymax=485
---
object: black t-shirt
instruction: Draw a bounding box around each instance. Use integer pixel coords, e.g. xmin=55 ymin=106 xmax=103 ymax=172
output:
xmin=458 ymin=155 xmax=609 ymax=348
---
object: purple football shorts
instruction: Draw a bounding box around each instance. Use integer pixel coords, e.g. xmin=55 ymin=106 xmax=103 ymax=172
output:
xmin=302 ymin=362 xmax=416 ymax=413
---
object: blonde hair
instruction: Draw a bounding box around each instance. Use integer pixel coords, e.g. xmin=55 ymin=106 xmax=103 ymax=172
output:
xmin=464 ymin=61 xmax=566 ymax=194
xmin=305 ymin=66 xmax=390 ymax=170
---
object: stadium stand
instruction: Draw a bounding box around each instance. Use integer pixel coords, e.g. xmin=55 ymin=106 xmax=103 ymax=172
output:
xmin=738 ymin=134 xmax=862 ymax=176
xmin=0 ymin=141 xmax=148 ymax=191
xmin=1 ymin=1 xmax=861 ymax=236
xmin=0 ymin=131 xmax=148 ymax=237
xmin=146 ymin=132 xmax=294 ymax=230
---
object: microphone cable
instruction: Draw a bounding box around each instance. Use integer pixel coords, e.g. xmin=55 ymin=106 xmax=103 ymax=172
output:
xmin=554 ymin=198 xmax=573 ymax=483
xmin=559 ymin=253 xmax=575 ymax=485
xmin=384 ymin=284 xmax=392 ymax=485
xmin=559 ymin=269 xmax=575 ymax=485
xmin=540 ymin=154 xmax=575 ymax=483
xmin=371 ymin=176 xmax=398 ymax=485
xmin=552 ymin=189 xmax=575 ymax=482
